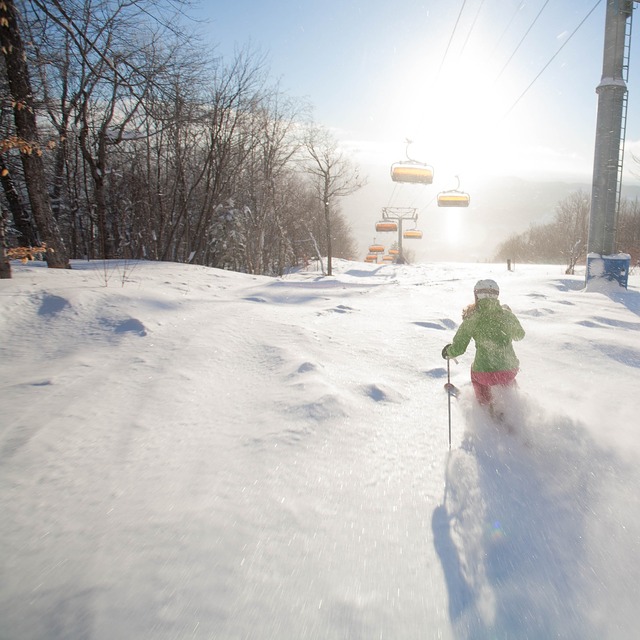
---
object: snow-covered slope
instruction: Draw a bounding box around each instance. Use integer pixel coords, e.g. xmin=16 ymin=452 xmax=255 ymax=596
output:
xmin=1 ymin=259 xmax=639 ymax=639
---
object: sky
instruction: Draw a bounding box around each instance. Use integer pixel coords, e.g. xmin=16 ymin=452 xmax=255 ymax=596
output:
xmin=1 ymin=258 xmax=639 ymax=638
xmin=192 ymin=1 xmax=640 ymax=259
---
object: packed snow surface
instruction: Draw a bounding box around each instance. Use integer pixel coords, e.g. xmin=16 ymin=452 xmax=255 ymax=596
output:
xmin=1 ymin=259 xmax=639 ymax=639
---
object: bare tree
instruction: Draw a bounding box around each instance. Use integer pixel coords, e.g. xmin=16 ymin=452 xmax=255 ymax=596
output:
xmin=187 ymin=50 xmax=268 ymax=265
xmin=3 ymin=0 xmax=363 ymax=276
xmin=28 ymin=0 xmax=187 ymax=258
xmin=617 ymin=197 xmax=640 ymax=264
xmin=554 ymin=191 xmax=589 ymax=274
xmin=494 ymin=191 xmax=589 ymax=270
xmin=234 ymin=90 xmax=307 ymax=274
xmin=303 ymin=126 xmax=365 ymax=275
xmin=0 ymin=0 xmax=70 ymax=267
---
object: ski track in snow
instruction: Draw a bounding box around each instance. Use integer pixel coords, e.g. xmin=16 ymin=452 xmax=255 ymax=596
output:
xmin=1 ymin=260 xmax=640 ymax=639
xmin=434 ymin=387 xmax=640 ymax=640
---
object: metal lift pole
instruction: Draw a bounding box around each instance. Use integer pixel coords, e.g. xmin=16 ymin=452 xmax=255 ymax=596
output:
xmin=587 ymin=0 xmax=633 ymax=287
xmin=381 ymin=207 xmax=417 ymax=265
xmin=398 ymin=218 xmax=404 ymax=264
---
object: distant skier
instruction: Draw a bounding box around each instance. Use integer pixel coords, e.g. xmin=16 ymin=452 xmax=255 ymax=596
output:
xmin=442 ymin=279 xmax=525 ymax=412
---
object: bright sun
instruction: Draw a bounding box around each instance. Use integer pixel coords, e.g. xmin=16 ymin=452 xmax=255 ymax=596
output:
xmin=384 ymin=48 xmax=522 ymax=186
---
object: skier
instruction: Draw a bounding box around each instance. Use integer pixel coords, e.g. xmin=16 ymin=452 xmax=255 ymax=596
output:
xmin=442 ymin=279 xmax=525 ymax=413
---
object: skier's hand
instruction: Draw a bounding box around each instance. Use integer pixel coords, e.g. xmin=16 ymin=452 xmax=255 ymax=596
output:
xmin=442 ymin=344 xmax=452 ymax=360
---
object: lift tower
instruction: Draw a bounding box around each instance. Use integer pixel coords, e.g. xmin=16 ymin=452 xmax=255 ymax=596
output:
xmin=587 ymin=0 xmax=634 ymax=287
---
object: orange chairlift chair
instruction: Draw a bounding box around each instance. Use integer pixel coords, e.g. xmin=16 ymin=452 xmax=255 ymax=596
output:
xmin=390 ymin=139 xmax=434 ymax=185
xmin=437 ymin=175 xmax=470 ymax=207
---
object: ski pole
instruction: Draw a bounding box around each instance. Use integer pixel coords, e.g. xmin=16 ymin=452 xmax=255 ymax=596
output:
xmin=446 ymin=358 xmax=452 ymax=450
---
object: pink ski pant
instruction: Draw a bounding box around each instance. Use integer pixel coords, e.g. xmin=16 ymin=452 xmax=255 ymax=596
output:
xmin=470 ymin=368 xmax=518 ymax=405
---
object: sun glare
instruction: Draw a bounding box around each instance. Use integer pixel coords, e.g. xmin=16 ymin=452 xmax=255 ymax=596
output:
xmin=379 ymin=33 xmax=533 ymax=185
xmin=443 ymin=208 xmax=464 ymax=245
xmin=437 ymin=60 xmax=517 ymax=171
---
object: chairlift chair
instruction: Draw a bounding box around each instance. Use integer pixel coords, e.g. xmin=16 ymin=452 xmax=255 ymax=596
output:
xmin=390 ymin=139 xmax=434 ymax=184
xmin=375 ymin=221 xmax=398 ymax=233
xmin=391 ymin=162 xmax=434 ymax=185
xmin=437 ymin=176 xmax=470 ymax=207
xmin=437 ymin=191 xmax=471 ymax=207
xmin=403 ymin=229 xmax=423 ymax=239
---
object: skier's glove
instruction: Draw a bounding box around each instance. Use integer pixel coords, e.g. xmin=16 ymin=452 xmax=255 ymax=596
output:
xmin=442 ymin=344 xmax=452 ymax=360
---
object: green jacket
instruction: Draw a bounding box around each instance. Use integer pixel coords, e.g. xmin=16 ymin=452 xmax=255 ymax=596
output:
xmin=446 ymin=298 xmax=525 ymax=372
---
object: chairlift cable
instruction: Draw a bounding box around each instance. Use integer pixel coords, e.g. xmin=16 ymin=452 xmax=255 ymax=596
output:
xmin=503 ymin=0 xmax=603 ymax=119
xmin=496 ymin=0 xmax=551 ymax=82
xmin=459 ymin=0 xmax=486 ymax=58
xmin=386 ymin=182 xmax=399 ymax=208
xmin=416 ymin=194 xmax=438 ymax=219
xmin=437 ymin=0 xmax=470 ymax=81
xmin=388 ymin=185 xmax=422 ymax=214
xmin=489 ymin=2 xmax=526 ymax=61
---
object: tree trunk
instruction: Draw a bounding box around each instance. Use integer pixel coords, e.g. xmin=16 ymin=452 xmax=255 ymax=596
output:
xmin=0 ymin=157 xmax=39 ymax=246
xmin=0 ymin=211 xmax=11 ymax=279
xmin=323 ymin=180 xmax=332 ymax=276
xmin=0 ymin=0 xmax=70 ymax=268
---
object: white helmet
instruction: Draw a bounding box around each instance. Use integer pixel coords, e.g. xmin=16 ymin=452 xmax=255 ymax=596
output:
xmin=474 ymin=279 xmax=499 ymax=299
